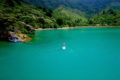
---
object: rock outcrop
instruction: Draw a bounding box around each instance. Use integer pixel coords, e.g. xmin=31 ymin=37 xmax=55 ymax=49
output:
xmin=8 ymin=31 xmax=32 ymax=42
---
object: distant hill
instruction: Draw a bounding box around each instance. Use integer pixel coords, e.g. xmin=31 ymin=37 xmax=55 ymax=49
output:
xmin=0 ymin=0 xmax=23 ymax=6
xmin=89 ymin=9 xmax=120 ymax=26
xmin=53 ymin=6 xmax=88 ymax=26
xmin=25 ymin=0 xmax=120 ymax=14
xmin=109 ymin=2 xmax=120 ymax=10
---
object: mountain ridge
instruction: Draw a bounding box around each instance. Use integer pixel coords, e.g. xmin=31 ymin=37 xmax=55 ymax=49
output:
xmin=25 ymin=0 xmax=120 ymax=14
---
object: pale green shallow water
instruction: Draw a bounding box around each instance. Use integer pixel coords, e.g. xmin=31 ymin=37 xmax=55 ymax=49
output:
xmin=0 ymin=28 xmax=120 ymax=80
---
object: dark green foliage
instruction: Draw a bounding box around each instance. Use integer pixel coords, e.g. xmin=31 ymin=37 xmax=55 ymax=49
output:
xmin=53 ymin=6 xmax=88 ymax=27
xmin=25 ymin=0 xmax=120 ymax=14
xmin=90 ymin=9 xmax=120 ymax=26
xmin=0 ymin=0 xmax=57 ymax=35
xmin=0 ymin=12 xmax=16 ymax=32
xmin=1 ymin=0 xmax=23 ymax=7
xmin=56 ymin=18 xmax=64 ymax=26
xmin=45 ymin=10 xmax=53 ymax=17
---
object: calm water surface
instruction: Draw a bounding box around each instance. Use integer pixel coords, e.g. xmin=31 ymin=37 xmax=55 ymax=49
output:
xmin=0 ymin=28 xmax=120 ymax=80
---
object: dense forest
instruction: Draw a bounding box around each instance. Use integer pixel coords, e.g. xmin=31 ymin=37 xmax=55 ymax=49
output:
xmin=0 ymin=0 xmax=120 ymax=41
xmin=26 ymin=0 xmax=120 ymax=14
xmin=89 ymin=9 xmax=120 ymax=26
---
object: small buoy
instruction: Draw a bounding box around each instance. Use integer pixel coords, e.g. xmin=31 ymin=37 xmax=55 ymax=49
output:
xmin=62 ymin=42 xmax=66 ymax=50
xmin=62 ymin=46 xmax=66 ymax=50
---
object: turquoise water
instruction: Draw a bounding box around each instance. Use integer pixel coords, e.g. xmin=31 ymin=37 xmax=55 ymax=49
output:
xmin=0 ymin=28 xmax=120 ymax=80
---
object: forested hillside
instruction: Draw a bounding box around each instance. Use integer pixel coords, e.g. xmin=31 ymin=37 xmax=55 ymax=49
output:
xmin=25 ymin=0 xmax=120 ymax=14
xmin=0 ymin=0 xmax=88 ymax=41
xmin=0 ymin=0 xmax=53 ymax=40
xmin=89 ymin=9 xmax=120 ymax=26
xmin=53 ymin=6 xmax=88 ymax=27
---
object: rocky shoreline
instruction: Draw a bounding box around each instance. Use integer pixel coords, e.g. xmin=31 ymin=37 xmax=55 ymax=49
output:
xmin=8 ymin=31 xmax=31 ymax=42
xmin=1 ymin=26 xmax=120 ymax=42
xmin=0 ymin=31 xmax=32 ymax=42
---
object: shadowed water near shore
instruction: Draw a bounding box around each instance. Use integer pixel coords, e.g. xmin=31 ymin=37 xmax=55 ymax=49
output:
xmin=0 ymin=28 xmax=120 ymax=80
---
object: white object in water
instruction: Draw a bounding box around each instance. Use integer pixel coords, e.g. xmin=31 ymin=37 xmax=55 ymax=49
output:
xmin=62 ymin=46 xmax=66 ymax=50
xmin=62 ymin=42 xmax=66 ymax=50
